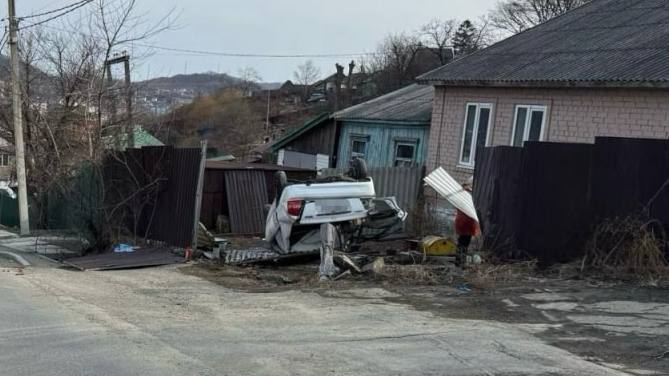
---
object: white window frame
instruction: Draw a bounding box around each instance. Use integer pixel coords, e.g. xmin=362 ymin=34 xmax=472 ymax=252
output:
xmin=393 ymin=139 xmax=418 ymax=167
xmin=458 ymin=103 xmax=493 ymax=169
xmin=349 ymin=135 xmax=369 ymax=160
xmin=510 ymin=105 xmax=547 ymax=146
xmin=0 ymin=154 xmax=9 ymax=167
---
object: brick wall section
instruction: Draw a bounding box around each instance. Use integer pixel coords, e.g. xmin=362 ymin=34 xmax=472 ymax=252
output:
xmin=427 ymin=86 xmax=669 ymax=183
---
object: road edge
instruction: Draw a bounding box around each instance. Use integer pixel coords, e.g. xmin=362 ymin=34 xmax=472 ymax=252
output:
xmin=0 ymin=250 xmax=30 ymax=267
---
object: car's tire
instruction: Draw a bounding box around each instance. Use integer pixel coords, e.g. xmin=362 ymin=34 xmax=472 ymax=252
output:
xmin=274 ymin=171 xmax=288 ymax=200
xmin=349 ymin=158 xmax=368 ymax=180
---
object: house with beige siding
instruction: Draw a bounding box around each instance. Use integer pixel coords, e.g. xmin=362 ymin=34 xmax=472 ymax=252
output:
xmin=417 ymin=0 xmax=669 ymax=182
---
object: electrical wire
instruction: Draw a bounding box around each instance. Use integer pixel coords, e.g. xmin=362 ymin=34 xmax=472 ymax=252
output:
xmin=18 ymin=0 xmax=93 ymax=30
xmin=40 ymin=24 xmax=374 ymax=59
xmin=133 ymin=43 xmax=373 ymax=59
xmin=19 ymin=0 xmax=93 ymax=20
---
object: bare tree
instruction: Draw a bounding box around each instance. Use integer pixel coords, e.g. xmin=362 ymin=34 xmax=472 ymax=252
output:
xmin=420 ymin=18 xmax=456 ymax=65
xmin=491 ymin=0 xmax=591 ymax=34
xmin=293 ymin=60 xmax=320 ymax=101
xmin=0 ymin=0 xmax=177 ymax=248
xmin=293 ymin=60 xmax=321 ymax=86
xmin=236 ymin=66 xmax=262 ymax=94
xmin=368 ymin=33 xmax=423 ymax=93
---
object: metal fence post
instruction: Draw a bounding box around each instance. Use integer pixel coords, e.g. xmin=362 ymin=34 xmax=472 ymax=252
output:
xmin=191 ymin=141 xmax=208 ymax=250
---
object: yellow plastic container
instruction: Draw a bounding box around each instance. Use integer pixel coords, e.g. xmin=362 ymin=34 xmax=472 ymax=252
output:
xmin=421 ymin=236 xmax=457 ymax=256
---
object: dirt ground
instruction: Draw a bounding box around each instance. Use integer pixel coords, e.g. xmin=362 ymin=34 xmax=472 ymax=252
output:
xmin=182 ymin=256 xmax=669 ymax=375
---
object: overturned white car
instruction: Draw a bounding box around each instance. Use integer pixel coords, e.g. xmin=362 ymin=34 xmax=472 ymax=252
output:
xmin=265 ymin=160 xmax=407 ymax=256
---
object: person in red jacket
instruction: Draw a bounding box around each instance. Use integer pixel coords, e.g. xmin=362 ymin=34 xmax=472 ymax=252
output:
xmin=454 ymin=183 xmax=479 ymax=267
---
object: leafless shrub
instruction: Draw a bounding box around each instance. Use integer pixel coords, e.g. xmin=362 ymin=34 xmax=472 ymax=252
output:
xmin=583 ymin=216 xmax=668 ymax=281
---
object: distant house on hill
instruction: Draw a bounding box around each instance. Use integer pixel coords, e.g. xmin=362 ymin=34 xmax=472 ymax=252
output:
xmin=103 ymin=125 xmax=164 ymax=151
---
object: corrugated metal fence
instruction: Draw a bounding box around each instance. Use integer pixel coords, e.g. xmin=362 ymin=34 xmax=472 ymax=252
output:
xmin=474 ymin=137 xmax=669 ymax=265
xmin=322 ymin=166 xmax=425 ymax=211
xmin=201 ymin=163 xmax=316 ymax=234
xmin=104 ymin=146 xmax=203 ymax=248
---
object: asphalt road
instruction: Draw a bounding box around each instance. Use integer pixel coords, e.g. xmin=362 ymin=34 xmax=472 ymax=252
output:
xmin=0 ymin=259 xmax=632 ymax=376
xmin=0 ymin=266 xmax=214 ymax=376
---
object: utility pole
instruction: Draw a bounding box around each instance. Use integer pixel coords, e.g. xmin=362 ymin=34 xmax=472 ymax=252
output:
xmin=265 ymin=89 xmax=271 ymax=133
xmin=105 ymin=52 xmax=133 ymax=148
xmin=8 ymin=0 xmax=30 ymax=235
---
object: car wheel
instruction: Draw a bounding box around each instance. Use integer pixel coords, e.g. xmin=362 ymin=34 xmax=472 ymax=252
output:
xmin=349 ymin=158 xmax=368 ymax=180
xmin=274 ymin=171 xmax=288 ymax=200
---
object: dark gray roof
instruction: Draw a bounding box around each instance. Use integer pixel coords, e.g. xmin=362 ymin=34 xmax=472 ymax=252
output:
xmin=418 ymin=0 xmax=669 ymax=88
xmin=333 ymin=84 xmax=434 ymax=123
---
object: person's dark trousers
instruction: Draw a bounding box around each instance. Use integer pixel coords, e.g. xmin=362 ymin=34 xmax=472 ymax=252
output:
xmin=456 ymin=235 xmax=472 ymax=267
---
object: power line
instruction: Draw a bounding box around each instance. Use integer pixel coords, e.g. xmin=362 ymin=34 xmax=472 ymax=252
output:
xmin=18 ymin=0 xmax=93 ymax=30
xmin=134 ymin=43 xmax=374 ymax=59
xmin=39 ymin=24 xmax=374 ymax=59
xmin=19 ymin=0 xmax=93 ymax=20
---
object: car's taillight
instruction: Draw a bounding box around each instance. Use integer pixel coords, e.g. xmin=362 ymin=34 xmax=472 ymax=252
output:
xmin=286 ymin=199 xmax=303 ymax=217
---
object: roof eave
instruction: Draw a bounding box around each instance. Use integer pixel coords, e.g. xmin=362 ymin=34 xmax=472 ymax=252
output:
xmin=418 ymin=79 xmax=669 ymax=90
xmin=336 ymin=118 xmax=430 ymax=126
xmin=269 ymin=112 xmax=331 ymax=153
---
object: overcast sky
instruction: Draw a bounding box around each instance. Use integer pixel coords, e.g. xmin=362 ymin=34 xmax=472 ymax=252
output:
xmin=14 ymin=0 xmax=499 ymax=82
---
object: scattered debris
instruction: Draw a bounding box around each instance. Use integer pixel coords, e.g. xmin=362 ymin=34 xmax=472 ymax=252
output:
xmin=393 ymin=251 xmax=424 ymax=265
xmin=334 ymin=253 xmax=362 ymax=274
xmin=197 ymin=222 xmax=217 ymax=250
xmin=456 ymin=283 xmax=472 ymax=294
xmin=113 ymin=243 xmax=135 ymax=253
xmin=361 ymin=257 xmax=385 ymax=275
xmin=333 ymin=269 xmax=352 ymax=281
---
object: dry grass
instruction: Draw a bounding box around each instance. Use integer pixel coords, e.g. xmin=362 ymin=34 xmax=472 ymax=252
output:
xmin=376 ymin=264 xmax=445 ymax=285
xmin=584 ymin=216 xmax=668 ymax=281
xmin=467 ymin=259 xmax=538 ymax=287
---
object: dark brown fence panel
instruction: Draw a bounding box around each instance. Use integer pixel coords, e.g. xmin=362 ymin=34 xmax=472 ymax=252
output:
xmin=104 ymin=146 xmax=202 ymax=248
xmin=518 ymin=142 xmax=593 ymax=264
xmin=474 ymin=137 xmax=669 ymax=265
xmin=473 ymin=146 xmax=523 ymax=256
xmin=591 ymin=137 xmax=669 ymax=227
xmin=225 ymin=170 xmax=268 ymax=234
xmin=157 ymin=147 xmax=202 ymax=247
